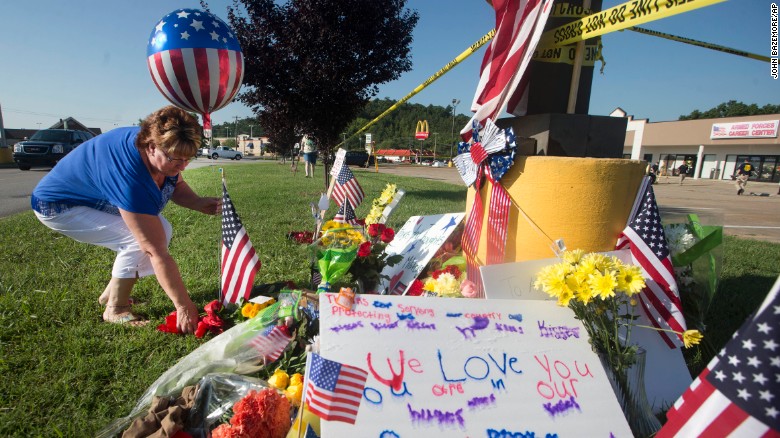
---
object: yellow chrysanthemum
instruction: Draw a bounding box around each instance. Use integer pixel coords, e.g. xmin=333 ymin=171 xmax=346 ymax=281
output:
xmin=436 ymin=273 xmax=461 ymax=297
xmin=557 ymin=287 xmax=574 ymax=307
xmin=423 ymin=278 xmax=437 ymax=292
xmin=589 ymin=270 xmax=618 ymax=300
xmin=616 ymin=265 xmax=645 ymax=296
xmin=575 ymin=286 xmax=594 ymax=305
xmin=321 ymin=221 xmax=339 ymax=232
xmin=578 ymin=256 xmax=599 ymax=276
xmin=682 ymin=330 xmax=703 ymax=348
xmin=562 ymin=249 xmax=585 ymax=265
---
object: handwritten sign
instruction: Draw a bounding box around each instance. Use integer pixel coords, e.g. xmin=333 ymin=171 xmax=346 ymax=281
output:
xmin=318 ymin=294 xmax=632 ymax=437
xmin=377 ymin=213 xmax=464 ymax=295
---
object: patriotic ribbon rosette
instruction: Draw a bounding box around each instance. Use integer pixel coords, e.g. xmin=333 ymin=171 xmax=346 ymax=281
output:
xmin=453 ymin=119 xmax=517 ymax=292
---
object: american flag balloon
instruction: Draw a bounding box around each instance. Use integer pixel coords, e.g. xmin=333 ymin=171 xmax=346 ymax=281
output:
xmin=147 ymin=8 xmax=244 ymax=135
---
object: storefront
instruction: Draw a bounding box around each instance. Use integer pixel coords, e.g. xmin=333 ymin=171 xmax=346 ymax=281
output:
xmin=613 ymin=109 xmax=780 ymax=182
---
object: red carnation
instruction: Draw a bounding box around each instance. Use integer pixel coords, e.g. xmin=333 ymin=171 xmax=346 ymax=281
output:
xmin=380 ymin=227 xmax=395 ymax=243
xmin=357 ymin=241 xmax=372 ymax=257
xmin=407 ymin=279 xmax=424 ymax=296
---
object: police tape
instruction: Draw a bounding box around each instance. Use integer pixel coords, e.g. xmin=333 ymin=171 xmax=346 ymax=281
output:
xmin=532 ymin=41 xmax=601 ymax=65
xmin=627 ymin=26 xmax=770 ymax=63
xmin=342 ymin=30 xmax=496 ymax=148
xmin=539 ymin=0 xmax=726 ymax=47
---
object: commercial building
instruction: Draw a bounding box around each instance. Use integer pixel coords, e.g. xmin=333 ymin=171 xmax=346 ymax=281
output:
xmin=613 ymin=109 xmax=780 ymax=182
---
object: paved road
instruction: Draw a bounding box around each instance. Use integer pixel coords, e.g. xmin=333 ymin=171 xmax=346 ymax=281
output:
xmin=360 ymin=164 xmax=780 ymax=244
xmin=4 ymin=159 xmax=778 ymax=243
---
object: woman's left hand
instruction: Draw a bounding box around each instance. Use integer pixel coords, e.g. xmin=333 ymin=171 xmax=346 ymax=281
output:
xmin=196 ymin=197 xmax=221 ymax=215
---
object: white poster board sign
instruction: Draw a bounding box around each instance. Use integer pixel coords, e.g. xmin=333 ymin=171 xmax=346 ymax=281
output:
xmin=377 ymin=213 xmax=464 ymax=295
xmin=319 ymin=293 xmax=632 ymax=437
xmin=330 ymin=148 xmax=347 ymax=177
xmin=480 ymin=250 xmax=693 ymax=412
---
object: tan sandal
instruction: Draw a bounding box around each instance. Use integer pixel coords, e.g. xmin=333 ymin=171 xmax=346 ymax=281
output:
xmin=103 ymin=306 xmax=149 ymax=327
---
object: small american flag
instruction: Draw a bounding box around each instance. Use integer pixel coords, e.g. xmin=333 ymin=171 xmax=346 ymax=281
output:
xmin=461 ymin=0 xmax=553 ymax=140
xmin=248 ymin=325 xmax=291 ymax=363
xmin=305 ymin=353 xmax=368 ymax=424
xmin=221 ymin=180 xmax=261 ymax=305
xmin=658 ymin=277 xmax=780 ymax=437
xmin=616 ymin=177 xmax=686 ymax=348
xmin=333 ymin=199 xmax=358 ymax=225
xmin=331 ymin=165 xmax=364 ymax=208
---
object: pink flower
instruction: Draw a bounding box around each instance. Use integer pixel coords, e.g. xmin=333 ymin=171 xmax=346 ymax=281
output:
xmin=357 ymin=241 xmax=372 ymax=257
xmin=380 ymin=228 xmax=395 ymax=243
xmin=460 ymin=279 xmax=479 ymax=298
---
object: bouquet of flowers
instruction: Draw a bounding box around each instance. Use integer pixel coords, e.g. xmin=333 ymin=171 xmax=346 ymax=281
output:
xmin=347 ymin=223 xmax=403 ymax=293
xmin=534 ymin=250 xmax=703 ymax=375
xmin=310 ymin=221 xmax=363 ymax=293
xmin=663 ymin=213 xmax=723 ymax=341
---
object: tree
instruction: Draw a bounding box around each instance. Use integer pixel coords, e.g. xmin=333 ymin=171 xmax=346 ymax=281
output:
xmin=220 ymin=0 xmax=418 ymax=181
xmin=679 ymin=100 xmax=780 ymax=120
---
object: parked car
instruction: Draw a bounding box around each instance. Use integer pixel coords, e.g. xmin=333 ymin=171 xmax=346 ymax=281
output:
xmin=344 ymin=151 xmax=375 ymax=166
xmin=12 ymin=128 xmax=94 ymax=170
xmin=207 ymin=146 xmax=243 ymax=160
xmin=431 ymin=160 xmax=446 ymax=167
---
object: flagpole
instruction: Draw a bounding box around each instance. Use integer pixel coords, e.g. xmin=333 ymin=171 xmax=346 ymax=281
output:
xmin=218 ymin=167 xmax=225 ymax=304
xmin=296 ymin=352 xmax=314 ymax=438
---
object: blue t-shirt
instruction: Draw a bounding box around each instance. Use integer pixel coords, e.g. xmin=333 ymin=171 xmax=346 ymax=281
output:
xmin=32 ymin=127 xmax=178 ymax=216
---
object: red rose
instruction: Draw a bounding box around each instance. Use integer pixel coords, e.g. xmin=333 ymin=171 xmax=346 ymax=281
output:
xmin=357 ymin=241 xmax=372 ymax=257
xmin=407 ymin=279 xmax=424 ymax=296
xmin=204 ymin=299 xmax=222 ymax=315
xmin=380 ymin=228 xmax=395 ymax=243
xmin=368 ymin=223 xmax=386 ymax=237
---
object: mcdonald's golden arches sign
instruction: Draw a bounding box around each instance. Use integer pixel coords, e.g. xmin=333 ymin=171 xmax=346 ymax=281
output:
xmin=415 ymin=120 xmax=429 ymax=140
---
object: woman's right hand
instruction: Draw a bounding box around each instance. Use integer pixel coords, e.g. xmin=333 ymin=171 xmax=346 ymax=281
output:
xmin=175 ymin=301 xmax=199 ymax=334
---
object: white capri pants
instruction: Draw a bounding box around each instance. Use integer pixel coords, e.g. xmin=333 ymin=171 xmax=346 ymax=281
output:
xmin=34 ymin=206 xmax=173 ymax=279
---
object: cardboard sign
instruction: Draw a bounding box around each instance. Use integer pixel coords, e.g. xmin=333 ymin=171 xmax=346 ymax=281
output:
xmin=377 ymin=213 xmax=465 ymax=295
xmin=318 ymin=293 xmax=632 ymax=437
xmin=330 ymin=148 xmax=347 ymax=177
xmin=480 ymin=250 xmax=693 ymax=412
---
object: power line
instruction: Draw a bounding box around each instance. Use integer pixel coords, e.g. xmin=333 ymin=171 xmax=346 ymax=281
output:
xmin=3 ymin=106 xmax=126 ymax=124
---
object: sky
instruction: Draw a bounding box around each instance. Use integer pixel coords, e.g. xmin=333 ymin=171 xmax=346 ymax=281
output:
xmin=0 ymin=0 xmax=775 ymax=135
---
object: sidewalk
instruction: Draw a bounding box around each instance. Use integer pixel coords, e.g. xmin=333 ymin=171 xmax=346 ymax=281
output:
xmin=360 ymin=164 xmax=780 ymax=243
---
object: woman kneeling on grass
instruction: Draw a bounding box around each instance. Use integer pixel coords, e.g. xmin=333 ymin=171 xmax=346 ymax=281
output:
xmin=30 ymin=106 xmax=220 ymax=333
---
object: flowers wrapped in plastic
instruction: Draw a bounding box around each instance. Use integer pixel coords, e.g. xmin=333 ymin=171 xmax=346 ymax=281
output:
xmin=310 ymin=221 xmax=362 ymax=293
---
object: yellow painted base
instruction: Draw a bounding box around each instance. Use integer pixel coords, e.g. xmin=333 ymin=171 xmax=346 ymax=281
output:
xmin=0 ymin=148 xmax=12 ymax=164
xmin=466 ymin=156 xmax=646 ymax=263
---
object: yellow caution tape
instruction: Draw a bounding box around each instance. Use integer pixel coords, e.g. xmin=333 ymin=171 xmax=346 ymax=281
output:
xmin=340 ymin=29 xmax=495 ymax=148
xmin=627 ymin=26 xmax=770 ymax=63
xmin=532 ymin=41 xmax=601 ymax=65
xmin=540 ymin=0 xmax=726 ymax=47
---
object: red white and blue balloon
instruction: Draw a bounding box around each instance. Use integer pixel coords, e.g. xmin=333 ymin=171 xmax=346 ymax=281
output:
xmin=147 ymin=8 xmax=244 ymax=136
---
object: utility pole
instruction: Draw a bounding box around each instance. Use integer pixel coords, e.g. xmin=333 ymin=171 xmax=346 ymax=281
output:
xmin=450 ymin=99 xmax=460 ymax=160
xmin=234 ymin=116 xmax=240 ymax=150
xmin=249 ymin=124 xmax=254 ymax=139
xmin=433 ymin=132 xmax=438 ymax=162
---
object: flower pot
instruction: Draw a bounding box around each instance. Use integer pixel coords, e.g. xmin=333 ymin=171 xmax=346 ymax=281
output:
xmin=599 ymin=347 xmax=661 ymax=437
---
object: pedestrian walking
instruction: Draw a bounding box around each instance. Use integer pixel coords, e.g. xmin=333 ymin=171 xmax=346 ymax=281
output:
xmin=678 ymin=162 xmax=690 ymax=185
xmin=735 ymin=159 xmax=753 ymax=195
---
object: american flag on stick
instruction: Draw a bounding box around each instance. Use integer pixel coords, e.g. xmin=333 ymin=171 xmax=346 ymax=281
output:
xmin=658 ymin=276 xmax=780 ymax=437
xmin=304 ymin=353 xmax=368 ymax=424
xmin=616 ymin=177 xmax=687 ymax=348
xmin=331 ymin=164 xmax=364 ymax=208
xmin=461 ymin=0 xmax=553 ymax=140
xmin=248 ymin=325 xmax=292 ymax=363
xmin=333 ymin=199 xmax=358 ymax=225
xmin=220 ymin=179 xmax=260 ymax=305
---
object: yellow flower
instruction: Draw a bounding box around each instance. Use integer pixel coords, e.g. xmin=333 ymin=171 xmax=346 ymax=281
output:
xmin=616 ymin=265 xmax=645 ymax=296
xmin=557 ymin=287 xmax=574 ymax=306
xmin=562 ymin=249 xmax=585 ymax=265
xmin=285 ymin=384 xmax=303 ymax=407
xmin=241 ymin=302 xmax=261 ymax=319
xmin=589 ymin=270 xmax=617 ymax=300
xmin=268 ymin=368 xmax=289 ymax=390
xmin=423 ymin=278 xmax=437 ymax=292
xmin=321 ymin=221 xmax=339 ymax=232
xmin=436 ymin=273 xmax=461 ymax=297
xmin=575 ymin=286 xmax=594 ymax=305
xmin=289 ymin=373 xmax=304 ymax=387
xmin=682 ymin=330 xmax=703 ymax=348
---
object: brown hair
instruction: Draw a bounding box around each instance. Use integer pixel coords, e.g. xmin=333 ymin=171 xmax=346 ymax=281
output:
xmin=136 ymin=106 xmax=202 ymax=157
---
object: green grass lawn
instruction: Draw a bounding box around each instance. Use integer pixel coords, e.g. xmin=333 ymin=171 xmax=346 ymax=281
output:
xmin=0 ymin=163 xmax=778 ymax=436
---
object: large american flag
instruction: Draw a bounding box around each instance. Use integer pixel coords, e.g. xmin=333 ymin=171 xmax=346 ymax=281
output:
xmin=616 ymin=177 xmax=687 ymax=348
xmin=331 ymin=165 xmax=364 ymax=208
xmin=146 ymin=8 xmax=244 ymax=131
xmin=658 ymin=278 xmax=780 ymax=437
xmin=248 ymin=325 xmax=291 ymax=364
xmin=461 ymin=0 xmax=553 ymax=140
xmin=305 ymin=353 xmax=368 ymax=424
xmin=220 ymin=180 xmax=260 ymax=305
xmin=333 ymin=199 xmax=358 ymax=225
